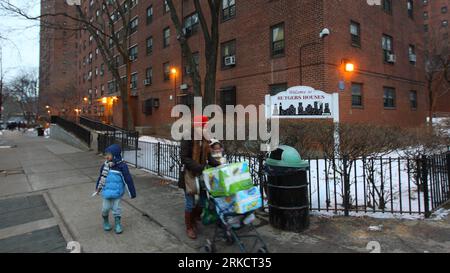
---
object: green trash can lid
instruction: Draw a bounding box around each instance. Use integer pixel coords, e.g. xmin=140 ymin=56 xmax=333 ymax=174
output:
xmin=266 ymin=145 xmax=309 ymax=169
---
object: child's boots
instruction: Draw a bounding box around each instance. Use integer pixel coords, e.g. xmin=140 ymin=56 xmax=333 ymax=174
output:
xmin=114 ymin=216 xmax=123 ymax=234
xmin=102 ymin=214 xmax=112 ymax=231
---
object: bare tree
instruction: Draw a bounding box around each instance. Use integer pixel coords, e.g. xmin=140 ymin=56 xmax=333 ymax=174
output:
xmin=4 ymin=70 xmax=38 ymax=125
xmin=0 ymin=0 xmax=140 ymax=129
xmin=166 ymin=0 xmax=221 ymax=106
xmin=424 ymin=26 xmax=450 ymax=124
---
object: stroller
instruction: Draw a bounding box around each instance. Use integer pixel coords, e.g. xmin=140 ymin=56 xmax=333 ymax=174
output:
xmin=202 ymin=183 xmax=269 ymax=253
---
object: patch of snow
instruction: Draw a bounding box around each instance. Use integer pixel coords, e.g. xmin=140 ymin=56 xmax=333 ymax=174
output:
xmin=368 ymin=225 xmax=383 ymax=231
xmin=429 ymin=208 xmax=450 ymax=221
xmin=310 ymin=210 xmax=424 ymax=220
xmin=139 ymin=135 xmax=179 ymax=145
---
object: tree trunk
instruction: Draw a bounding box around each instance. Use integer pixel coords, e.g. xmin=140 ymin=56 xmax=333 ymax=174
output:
xmin=120 ymin=60 xmax=134 ymax=130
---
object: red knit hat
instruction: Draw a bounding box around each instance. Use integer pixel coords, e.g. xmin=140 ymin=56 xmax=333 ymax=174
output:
xmin=193 ymin=115 xmax=209 ymax=128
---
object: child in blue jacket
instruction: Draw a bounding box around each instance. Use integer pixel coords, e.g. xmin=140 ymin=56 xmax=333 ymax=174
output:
xmin=95 ymin=144 xmax=136 ymax=234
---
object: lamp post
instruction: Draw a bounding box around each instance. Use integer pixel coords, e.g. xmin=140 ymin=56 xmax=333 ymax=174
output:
xmin=171 ymin=68 xmax=178 ymax=105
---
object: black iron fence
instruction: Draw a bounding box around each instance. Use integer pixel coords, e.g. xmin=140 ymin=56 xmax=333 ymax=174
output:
xmin=81 ymin=116 xmax=139 ymax=165
xmin=102 ymin=135 xmax=450 ymax=218
xmin=79 ymin=116 xmax=125 ymax=132
xmin=51 ymin=116 xmax=91 ymax=147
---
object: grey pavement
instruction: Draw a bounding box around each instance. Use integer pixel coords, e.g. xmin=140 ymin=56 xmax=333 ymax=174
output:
xmin=0 ymin=130 xmax=449 ymax=253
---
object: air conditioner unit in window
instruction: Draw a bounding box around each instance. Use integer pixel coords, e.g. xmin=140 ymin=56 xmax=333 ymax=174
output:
xmin=409 ymin=54 xmax=417 ymax=63
xmin=143 ymin=79 xmax=152 ymax=86
xmin=180 ymin=83 xmax=188 ymax=90
xmin=224 ymin=55 xmax=236 ymax=66
xmin=129 ymin=55 xmax=136 ymax=61
xmin=386 ymin=53 xmax=396 ymax=63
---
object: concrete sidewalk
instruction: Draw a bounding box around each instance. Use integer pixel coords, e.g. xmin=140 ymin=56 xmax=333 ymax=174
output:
xmin=0 ymin=130 xmax=449 ymax=253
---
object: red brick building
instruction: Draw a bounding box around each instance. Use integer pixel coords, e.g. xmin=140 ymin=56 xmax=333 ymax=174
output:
xmin=66 ymin=0 xmax=431 ymax=131
xmin=423 ymin=0 xmax=450 ymax=115
xmin=39 ymin=1 xmax=79 ymax=118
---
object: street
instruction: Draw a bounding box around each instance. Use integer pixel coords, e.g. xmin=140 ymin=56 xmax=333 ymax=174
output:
xmin=0 ymin=130 xmax=449 ymax=253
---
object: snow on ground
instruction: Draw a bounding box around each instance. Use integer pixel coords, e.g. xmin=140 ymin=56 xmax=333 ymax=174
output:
xmin=139 ymin=135 xmax=179 ymax=145
xmin=429 ymin=208 xmax=450 ymax=221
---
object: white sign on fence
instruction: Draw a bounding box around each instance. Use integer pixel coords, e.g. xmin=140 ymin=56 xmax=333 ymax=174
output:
xmin=265 ymin=86 xmax=339 ymax=122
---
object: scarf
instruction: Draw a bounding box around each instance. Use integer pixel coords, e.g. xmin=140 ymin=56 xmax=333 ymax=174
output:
xmin=92 ymin=160 xmax=115 ymax=196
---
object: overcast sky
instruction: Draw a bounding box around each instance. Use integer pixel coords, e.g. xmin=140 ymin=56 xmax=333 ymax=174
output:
xmin=0 ymin=0 xmax=40 ymax=81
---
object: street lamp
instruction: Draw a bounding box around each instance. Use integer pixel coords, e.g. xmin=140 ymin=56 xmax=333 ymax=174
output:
xmin=343 ymin=59 xmax=355 ymax=72
xmin=171 ymin=68 xmax=178 ymax=105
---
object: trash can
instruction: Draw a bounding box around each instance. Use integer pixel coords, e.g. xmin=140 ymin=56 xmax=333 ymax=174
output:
xmin=37 ymin=127 xmax=45 ymax=137
xmin=265 ymin=145 xmax=310 ymax=232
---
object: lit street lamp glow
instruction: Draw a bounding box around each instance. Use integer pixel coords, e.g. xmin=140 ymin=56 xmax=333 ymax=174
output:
xmin=345 ymin=63 xmax=355 ymax=72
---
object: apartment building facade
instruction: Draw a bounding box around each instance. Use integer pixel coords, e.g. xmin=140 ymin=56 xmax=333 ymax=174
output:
xmin=39 ymin=0 xmax=79 ymax=117
xmin=73 ymin=0 xmax=428 ymax=131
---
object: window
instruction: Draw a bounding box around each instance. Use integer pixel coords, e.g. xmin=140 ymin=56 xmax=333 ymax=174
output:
xmin=350 ymin=21 xmax=361 ymax=47
xmin=271 ymin=23 xmax=285 ymax=57
xmin=163 ymin=62 xmax=171 ymax=81
xmin=383 ymin=0 xmax=392 ymax=14
xmin=146 ymin=5 xmax=153 ymax=24
xmin=382 ymin=34 xmax=394 ymax=62
xmin=410 ymin=90 xmax=418 ymax=109
xmin=424 ymin=24 xmax=429 ymax=32
xmin=115 ymin=55 xmax=121 ymax=67
xmin=383 ymin=87 xmax=396 ymax=108
xmin=442 ymin=6 xmax=448 ymax=14
xmin=164 ymin=0 xmax=170 ymax=14
xmin=221 ymin=40 xmax=236 ymax=68
xmin=351 ymin=83 xmax=363 ymax=107
xmin=145 ymin=67 xmax=153 ymax=85
xmin=407 ymin=0 xmax=414 ymax=18
xmin=184 ymin=52 xmax=199 ymax=75
xmin=423 ymin=11 xmax=428 ymax=19
xmin=108 ymin=81 xmax=117 ymax=94
xmin=131 ymin=73 xmax=138 ymax=90
xmin=220 ymin=86 xmax=237 ymax=113
xmin=422 ymin=0 xmax=428 ymax=5
xmin=146 ymin=36 xmax=153 ymax=55
xmin=269 ymin=83 xmax=287 ymax=96
xmin=408 ymin=45 xmax=416 ymax=64
xmin=129 ymin=45 xmax=138 ymax=61
xmin=183 ymin=13 xmax=199 ymax=37
xmin=130 ymin=0 xmax=138 ymax=9
xmin=222 ymin=0 xmax=236 ymax=21
xmin=163 ymin=27 xmax=170 ymax=48
xmin=442 ymin=20 xmax=449 ymax=28
xmin=130 ymin=17 xmax=138 ymax=34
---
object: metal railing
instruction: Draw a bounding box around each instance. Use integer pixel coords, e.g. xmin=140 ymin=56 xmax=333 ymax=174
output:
xmin=80 ymin=116 xmax=139 ymax=165
xmin=79 ymin=116 xmax=125 ymax=132
xmin=51 ymin=116 xmax=91 ymax=147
